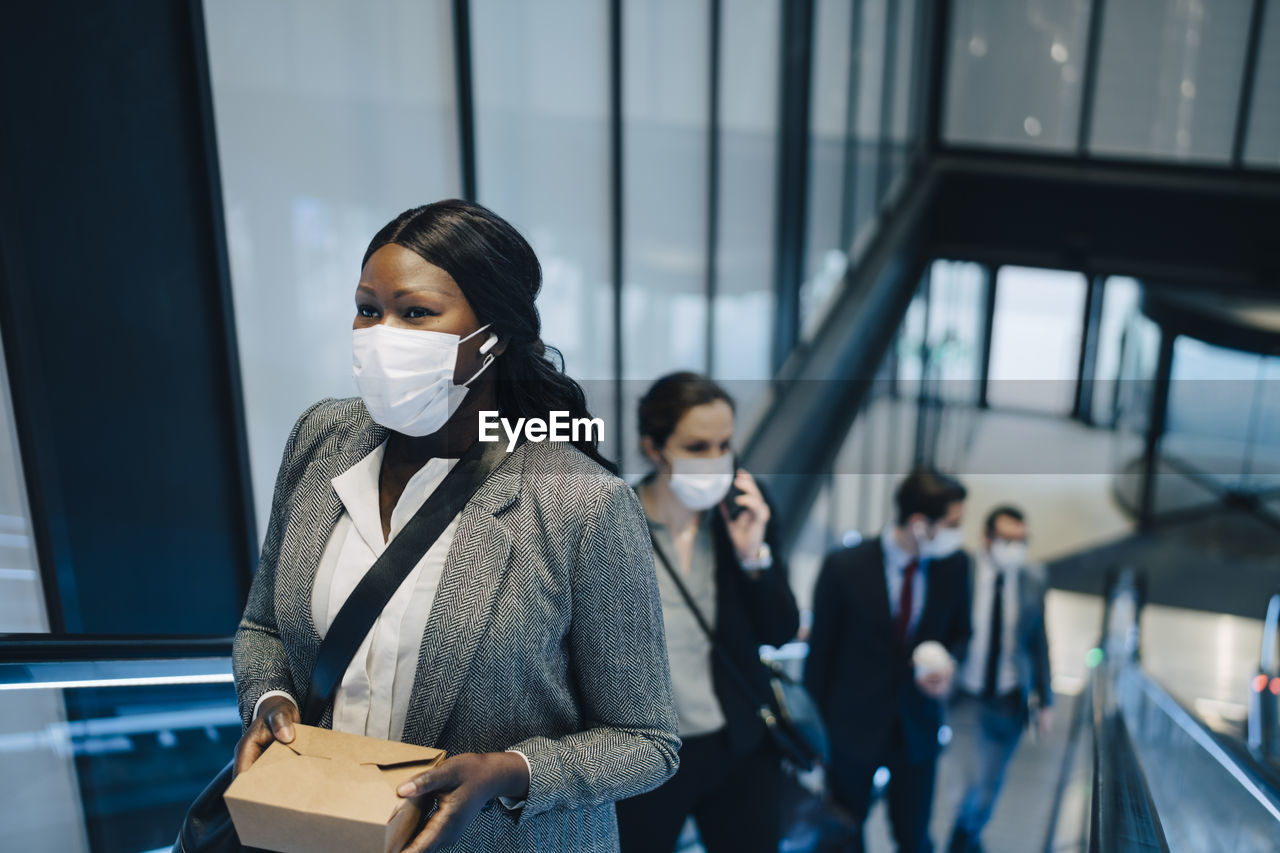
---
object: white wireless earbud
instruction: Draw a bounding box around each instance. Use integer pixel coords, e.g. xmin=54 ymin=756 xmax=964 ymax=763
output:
xmin=478 ymin=332 xmax=499 ymax=355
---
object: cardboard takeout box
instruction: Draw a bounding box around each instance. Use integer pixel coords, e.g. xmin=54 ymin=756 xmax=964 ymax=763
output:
xmin=224 ymin=723 xmax=446 ymax=853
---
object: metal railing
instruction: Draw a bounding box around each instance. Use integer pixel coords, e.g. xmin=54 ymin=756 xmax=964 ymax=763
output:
xmin=1046 ymin=571 xmax=1280 ymax=852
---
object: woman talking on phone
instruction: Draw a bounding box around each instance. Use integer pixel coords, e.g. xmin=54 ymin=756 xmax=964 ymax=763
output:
xmin=615 ymin=372 xmax=800 ymax=853
xmin=228 ymin=200 xmax=679 ymax=852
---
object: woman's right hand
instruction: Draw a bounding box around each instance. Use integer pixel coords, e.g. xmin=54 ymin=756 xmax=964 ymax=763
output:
xmin=233 ymin=695 xmax=300 ymax=777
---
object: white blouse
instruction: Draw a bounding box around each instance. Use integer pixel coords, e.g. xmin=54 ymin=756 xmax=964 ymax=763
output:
xmin=311 ymin=440 xmax=459 ymax=740
xmin=253 ymin=440 xmax=530 ymax=807
xmin=251 ymin=441 xmax=457 ymax=738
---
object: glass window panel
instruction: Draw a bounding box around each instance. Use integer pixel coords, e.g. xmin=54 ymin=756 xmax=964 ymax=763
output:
xmin=1244 ymin=0 xmax=1280 ymax=167
xmin=621 ymin=0 xmax=710 ymax=476
xmin=896 ymin=287 xmax=929 ymax=388
xmin=986 ymin=266 xmax=1087 ymax=414
xmin=1164 ymin=337 xmax=1264 ymax=492
xmin=204 ymin=0 xmax=461 ymax=535
xmin=800 ymin=0 xmax=855 ymax=341
xmin=0 ymin=326 xmax=47 ymax=633
xmin=713 ymin=0 xmax=780 ymax=436
xmin=470 ymin=0 xmax=616 ymax=456
xmin=926 ymin=260 xmax=986 ymax=404
xmin=945 ymin=0 xmax=1092 ymax=151
xmin=851 ymin=0 xmax=888 ymax=246
xmin=1245 ymin=355 xmax=1280 ymax=492
xmin=1109 ymin=310 xmax=1162 ymax=512
xmin=1091 ymin=276 xmax=1142 ymax=425
xmin=1089 ymin=0 xmax=1254 ymax=163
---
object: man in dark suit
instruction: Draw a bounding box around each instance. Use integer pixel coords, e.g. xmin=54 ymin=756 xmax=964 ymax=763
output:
xmin=946 ymin=506 xmax=1052 ymax=853
xmin=805 ymin=468 xmax=973 ymax=853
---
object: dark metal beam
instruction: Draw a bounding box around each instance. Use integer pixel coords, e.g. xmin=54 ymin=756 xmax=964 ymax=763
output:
xmin=452 ymin=0 xmax=477 ymax=200
xmin=771 ymin=0 xmax=814 ymax=373
xmin=838 ymin=0 xmax=863 ymax=254
xmin=705 ymin=0 xmax=721 ymax=375
xmin=1232 ymin=0 xmax=1268 ymax=167
xmin=921 ymin=0 xmax=951 ymax=151
xmin=1138 ymin=329 xmax=1176 ymax=530
xmin=0 ymin=635 xmax=233 ymax=664
xmin=1074 ymin=274 xmax=1106 ymax=422
xmin=876 ymin=0 xmax=900 ymax=202
xmin=1076 ymin=0 xmax=1106 ymax=154
xmin=925 ymin=150 xmax=1280 ymax=291
xmin=609 ymin=0 xmax=625 ymax=465
xmin=977 ymin=264 xmax=998 ymax=408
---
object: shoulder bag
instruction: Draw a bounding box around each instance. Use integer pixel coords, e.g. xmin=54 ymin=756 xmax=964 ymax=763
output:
xmin=648 ymin=530 xmax=830 ymax=771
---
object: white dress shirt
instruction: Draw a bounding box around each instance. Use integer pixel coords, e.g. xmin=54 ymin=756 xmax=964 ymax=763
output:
xmin=311 ymin=441 xmax=458 ymax=741
xmin=959 ymin=550 xmax=1021 ymax=696
xmin=252 ymin=440 xmax=529 ymax=807
xmin=882 ymin=524 xmax=926 ymax=635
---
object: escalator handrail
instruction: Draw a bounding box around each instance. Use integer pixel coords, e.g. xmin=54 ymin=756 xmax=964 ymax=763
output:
xmin=1092 ymin=673 xmax=1169 ymax=852
xmin=1129 ymin=664 xmax=1280 ymax=824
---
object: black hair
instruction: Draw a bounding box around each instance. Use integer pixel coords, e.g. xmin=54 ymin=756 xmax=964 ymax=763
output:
xmin=894 ymin=467 xmax=968 ymax=525
xmin=637 ymin=371 xmax=736 ymax=452
xmin=362 ymin=199 xmax=615 ymax=472
xmin=985 ymin=504 xmax=1026 ymax=537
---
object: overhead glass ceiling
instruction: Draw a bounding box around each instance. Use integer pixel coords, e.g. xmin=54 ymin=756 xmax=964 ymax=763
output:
xmin=944 ymin=0 xmax=1278 ymax=169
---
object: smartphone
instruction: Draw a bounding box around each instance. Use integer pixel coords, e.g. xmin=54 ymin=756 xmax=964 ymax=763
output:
xmin=721 ymin=458 xmax=747 ymax=520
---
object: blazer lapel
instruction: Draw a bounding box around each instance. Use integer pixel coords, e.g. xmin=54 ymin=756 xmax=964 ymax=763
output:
xmin=278 ymin=412 xmax=388 ymax=679
xmin=867 ymin=538 xmax=897 ymax=642
xmin=401 ymin=444 xmax=525 ymax=747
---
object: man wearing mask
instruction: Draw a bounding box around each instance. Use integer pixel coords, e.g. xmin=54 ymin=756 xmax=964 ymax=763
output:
xmin=946 ymin=506 xmax=1052 ymax=853
xmin=806 ymin=468 xmax=973 ymax=853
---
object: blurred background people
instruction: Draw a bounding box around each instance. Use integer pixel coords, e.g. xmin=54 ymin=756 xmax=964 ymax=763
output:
xmin=616 ymin=372 xmax=799 ymax=853
xmin=947 ymin=506 xmax=1052 ymax=853
xmin=805 ymin=468 xmax=973 ymax=853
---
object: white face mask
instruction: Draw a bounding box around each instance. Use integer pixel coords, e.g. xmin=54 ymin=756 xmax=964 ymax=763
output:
xmin=913 ymin=520 xmax=964 ymax=560
xmin=666 ymin=452 xmax=735 ymax=511
xmin=989 ymin=539 xmax=1027 ymax=570
xmin=352 ymin=323 xmax=496 ymax=437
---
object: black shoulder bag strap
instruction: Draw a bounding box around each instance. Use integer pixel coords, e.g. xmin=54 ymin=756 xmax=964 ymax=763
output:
xmin=647 ymin=529 xmax=763 ymax=709
xmin=648 ymin=529 xmax=828 ymax=770
xmin=301 ymin=437 xmax=511 ymax=725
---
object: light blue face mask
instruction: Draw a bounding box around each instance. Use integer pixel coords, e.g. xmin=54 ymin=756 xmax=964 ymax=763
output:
xmin=352 ymin=323 xmax=497 ymax=436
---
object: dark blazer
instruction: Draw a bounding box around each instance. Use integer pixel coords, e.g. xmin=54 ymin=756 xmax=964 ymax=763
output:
xmin=1019 ymin=564 xmax=1054 ymax=709
xmin=640 ymin=475 xmax=800 ymax=756
xmin=804 ymin=537 xmax=972 ymax=767
xmin=233 ymin=398 xmax=681 ymax=852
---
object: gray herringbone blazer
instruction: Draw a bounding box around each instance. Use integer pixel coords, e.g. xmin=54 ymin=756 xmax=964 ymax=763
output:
xmin=232 ymin=397 xmax=680 ymax=851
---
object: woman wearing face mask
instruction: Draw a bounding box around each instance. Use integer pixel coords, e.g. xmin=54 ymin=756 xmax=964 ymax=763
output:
xmin=229 ymin=200 xmax=679 ymax=853
xmin=615 ymin=372 xmax=800 ymax=853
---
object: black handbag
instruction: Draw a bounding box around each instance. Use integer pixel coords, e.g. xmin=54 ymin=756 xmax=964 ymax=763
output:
xmin=648 ymin=531 xmax=830 ymax=771
xmin=174 ymin=438 xmax=511 ymax=853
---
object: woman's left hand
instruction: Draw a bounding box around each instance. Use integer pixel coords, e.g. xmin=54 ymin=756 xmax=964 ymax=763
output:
xmin=396 ymin=751 xmax=530 ymax=853
xmin=719 ymin=468 xmax=770 ymax=566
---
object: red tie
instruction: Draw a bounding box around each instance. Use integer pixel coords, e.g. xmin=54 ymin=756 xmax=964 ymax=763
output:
xmin=896 ymin=559 xmax=919 ymax=648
